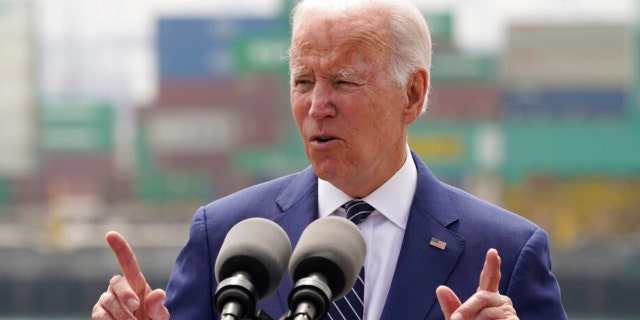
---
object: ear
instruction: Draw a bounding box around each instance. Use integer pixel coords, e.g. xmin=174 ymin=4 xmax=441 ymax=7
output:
xmin=402 ymin=68 xmax=428 ymax=124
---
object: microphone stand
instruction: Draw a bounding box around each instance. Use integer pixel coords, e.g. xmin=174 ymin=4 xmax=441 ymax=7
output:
xmin=251 ymin=273 xmax=332 ymax=320
xmin=279 ymin=273 xmax=332 ymax=320
xmin=216 ymin=271 xmax=258 ymax=320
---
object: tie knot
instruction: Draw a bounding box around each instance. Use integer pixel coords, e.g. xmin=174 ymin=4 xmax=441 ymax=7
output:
xmin=343 ymin=200 xmax=375 ymax=225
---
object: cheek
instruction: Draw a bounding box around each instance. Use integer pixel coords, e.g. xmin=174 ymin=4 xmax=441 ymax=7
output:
xmin=290 ymin=96 xmax=307 ymax=121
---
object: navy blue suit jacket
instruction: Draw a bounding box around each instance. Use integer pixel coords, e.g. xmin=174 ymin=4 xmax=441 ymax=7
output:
xmin=164 ymin=151 xmax=567 ymax=319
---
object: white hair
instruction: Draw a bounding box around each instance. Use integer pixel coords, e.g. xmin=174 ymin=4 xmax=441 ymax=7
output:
xmin=290 ymin=0 xmax=432 ymax=112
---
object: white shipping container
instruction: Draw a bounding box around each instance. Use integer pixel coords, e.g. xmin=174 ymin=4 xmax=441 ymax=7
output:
xmin=506 ymin=24 xmax=631 ymax=54
xmin=0 ymin=0 xmax=31 ymax=36
xmin=147 ymin=108 xmax=240 ymax=154
xmin=500 ymin=53 xmax=632 ymax=88
xmin=0 ymin=118 xmax=36 ymax=176
xmin=0 ymin=0 xmax=34 ymax=108
xmin=0 ymin=76 xmax=33 ymax=109
xmin=0 ymin=100 xmax=33 ymax=119
xmin=500 ymin=23 xmax=633 ymax=87
xmin=0 ymin=40 xmax=32 ymax=77
xmin=0 ymin=0 xmax=36 ymax=177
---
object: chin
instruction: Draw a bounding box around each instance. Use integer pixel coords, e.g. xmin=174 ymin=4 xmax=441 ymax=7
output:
xmin=310 ymin=161 xmax=340 ymax=182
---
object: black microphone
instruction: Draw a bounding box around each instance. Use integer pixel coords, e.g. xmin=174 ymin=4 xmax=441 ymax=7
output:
xmin=286 ymin=216 xmax=366 ymax=320
xmin=214 ymin=218 xmax=292 ymax=320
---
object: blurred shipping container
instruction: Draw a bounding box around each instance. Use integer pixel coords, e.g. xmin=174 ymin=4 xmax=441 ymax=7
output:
xmin=0 ymin=0 xmax=37 ymax=177
xmin=135 ymin=170 xmax=212 ymax=202
xmin=12 ymin=166 xmax=132 ymax=207
xmin=0 ymin=176 xmax=11 ymax=206
xmin=505 ymin=176 xmax=640 ymax=248
xmin=427 ymin=84 xmax=501 ymax=120
xmin=233 ymin=127 xmax=309 ymax=180
xmin=0 ymin=0 xmax=31 ymax=36
xmin=138 ymin=74 xmax=290 ymax=197
xmin=502 ymin=120 xmax=640 ymax=181
xmin=409 ymin=123 xmax=476 ymax=175
xmin=11 ymin=174 xmax=46 ymax=205
xmin=153 ymin=76 xmax=288 ymax=147
xmin=133 ymin=146 xmax=238 ymax=200
xmin=8 ymin=153 xmax=118 ymax=222
xmin=504 ymin=88 xmax=627 ymax=119
xmin=500 ymin=24 xmax=632 ymax=88
xmin=431 ymin=53 xmax=495 ymax=83
xmin=233 ymin=33 xmax=289 ymax=76
xmin=409 ymin=123 xmax=506 ymax=177
xmin=42 ymin=154 xmax=114 ymax=203
xmin=157 ymin=17 xmax=286 ymax=79
xmin=145 ymin=108 xmax=240 ymax=154
xmin=0 ymin=118 xmax=36 ymax=176
xmin=38 ymin=100 xmax=115 ymax=153
xmin=0 ymin=75 xmax=32 ymax=108
xmin=424 ymin=12 xmax=456 ymax=53
xmin=150 ymin=153 xmax=246 ymax=198
xmin=0 ymin=36 xmax=31 ymax=75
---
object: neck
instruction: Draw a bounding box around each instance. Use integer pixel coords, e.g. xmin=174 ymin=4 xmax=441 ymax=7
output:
xmin=340 ymin=147 xmax=408 ymax=198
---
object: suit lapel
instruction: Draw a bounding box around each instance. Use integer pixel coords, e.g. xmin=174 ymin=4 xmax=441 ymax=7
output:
xmin=380 ymin=152 xmax=465 ymax=319
xmin=270 ymin=167 xmax=319 ymax=315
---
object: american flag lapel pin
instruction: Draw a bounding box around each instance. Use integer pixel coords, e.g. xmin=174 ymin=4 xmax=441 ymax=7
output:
xmin=429 ymin=237 xmax=447 ymax=250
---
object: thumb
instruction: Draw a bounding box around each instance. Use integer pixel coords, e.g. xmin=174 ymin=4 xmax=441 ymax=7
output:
xmin=146 ymin=289 xmax=170 ymax=320
xmin=436 ymin=285 xmax=461 ymax=320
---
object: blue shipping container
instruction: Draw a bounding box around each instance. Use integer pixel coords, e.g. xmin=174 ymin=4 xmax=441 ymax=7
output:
xmin=157 ymin=17 xmax=286 ymax=78
xmin=504 ymin=89 xmax=627 ymax=119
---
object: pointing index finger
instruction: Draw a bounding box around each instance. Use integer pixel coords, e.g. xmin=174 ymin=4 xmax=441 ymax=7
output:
xmin=478 ymin=248 xmax=501 ymax=293
xmin=106 ymin=231 xmax=148 ymax=296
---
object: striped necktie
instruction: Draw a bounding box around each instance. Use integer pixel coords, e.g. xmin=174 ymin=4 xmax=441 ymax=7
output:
xmin=326 ymin=200 xmax=375 ymax=320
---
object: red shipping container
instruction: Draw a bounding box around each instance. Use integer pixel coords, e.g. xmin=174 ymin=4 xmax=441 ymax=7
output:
xmin=41 ymin=153 xmax=115 ymax=197
xmin=147 ymin=75 xmax=290 ymax=147
xmin=426 ymin=84 xmax=501 ymax=120
xmin=12 ymin=174 xmax=48 ymax=205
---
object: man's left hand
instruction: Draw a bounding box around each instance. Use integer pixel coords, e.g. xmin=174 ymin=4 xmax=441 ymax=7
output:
xmin=435 ymin=248 xmax=519 ymax=320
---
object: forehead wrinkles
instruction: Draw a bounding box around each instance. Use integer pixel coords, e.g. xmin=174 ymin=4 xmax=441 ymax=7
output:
xmin=290 ymin=22 xmax=391 ymax=75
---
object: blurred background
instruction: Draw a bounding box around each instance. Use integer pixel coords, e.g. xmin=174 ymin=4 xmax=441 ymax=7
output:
xmin=1 ymin=0 xmax=639 ymax=318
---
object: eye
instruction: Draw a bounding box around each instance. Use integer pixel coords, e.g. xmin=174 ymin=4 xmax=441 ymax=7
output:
xmin=293 ymin=79 xmax=314 ymax=91
xmin=336 ymin=80 xmax=359 ymax=88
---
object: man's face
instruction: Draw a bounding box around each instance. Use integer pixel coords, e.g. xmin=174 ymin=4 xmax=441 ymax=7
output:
xmin=289 ymin=15 xmax=414 ymax=197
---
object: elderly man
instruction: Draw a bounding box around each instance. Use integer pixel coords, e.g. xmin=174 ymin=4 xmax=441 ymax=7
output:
xmin=92 ymin=0 xmax=567 ymax=319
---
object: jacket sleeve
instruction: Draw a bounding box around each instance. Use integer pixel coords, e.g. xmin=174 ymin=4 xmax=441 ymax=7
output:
xmin=506 ymin=228 xmax=567 ymax=320
xmin=164 ymin=206 xmax=217 ymax=319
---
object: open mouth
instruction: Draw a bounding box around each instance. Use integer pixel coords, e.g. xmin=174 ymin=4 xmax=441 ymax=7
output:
xmin=315 ymin=136 xmax=334 ymax=142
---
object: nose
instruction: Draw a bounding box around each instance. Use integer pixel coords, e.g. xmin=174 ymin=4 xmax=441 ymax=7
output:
xmin=308 ymin=83 xmax=337 ymax=119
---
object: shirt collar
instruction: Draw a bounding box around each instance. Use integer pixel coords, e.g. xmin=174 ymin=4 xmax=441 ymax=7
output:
xmin=318 ymin=146 xmax=417 ymax=229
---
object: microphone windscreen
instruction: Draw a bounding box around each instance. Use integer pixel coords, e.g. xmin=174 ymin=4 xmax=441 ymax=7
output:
xmin=289 ymin=216 xmax=366 ymax=299
xmin=215 ymin=218 xmax=292 ymax=300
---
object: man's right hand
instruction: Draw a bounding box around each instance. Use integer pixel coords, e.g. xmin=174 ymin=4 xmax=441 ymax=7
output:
xmin=92 ymin=231 xmax=170 ymax=320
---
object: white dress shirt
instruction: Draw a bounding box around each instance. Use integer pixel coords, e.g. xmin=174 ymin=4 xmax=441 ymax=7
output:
xmin=318 ymin=146 xmax=418 ymax=320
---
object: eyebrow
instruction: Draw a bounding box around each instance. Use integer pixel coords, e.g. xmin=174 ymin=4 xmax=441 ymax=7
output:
xmin=290 ymin=69 xmax=306 ymax=78
xmin=290 ymin=68 xmax=367 ymax=81
xmin=336 ymin=69 xmax=359 ymax=78
xmin=336 ymin=69 xmax=367 ymax=81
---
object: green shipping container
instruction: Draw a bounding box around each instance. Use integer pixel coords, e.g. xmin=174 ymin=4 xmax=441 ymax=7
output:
xmin=503 ymin=119 xmax=640 ymax=181
xmin=431 ymin=53 xmax=495 ymax=83
xmin=38 ymin=100 xmax=115 ymax=153
xmin=424 ymin=12 xmax=454 ymax=41
xmin=408 ymin=122 xmax=477 ymax=175
xmin=135 ymin=170 xmax=211 ymax=202
xmin=0 ymin=177 xmax=11 ymax=205
xmin=233 ymin=34 xmax=290 ymax=76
